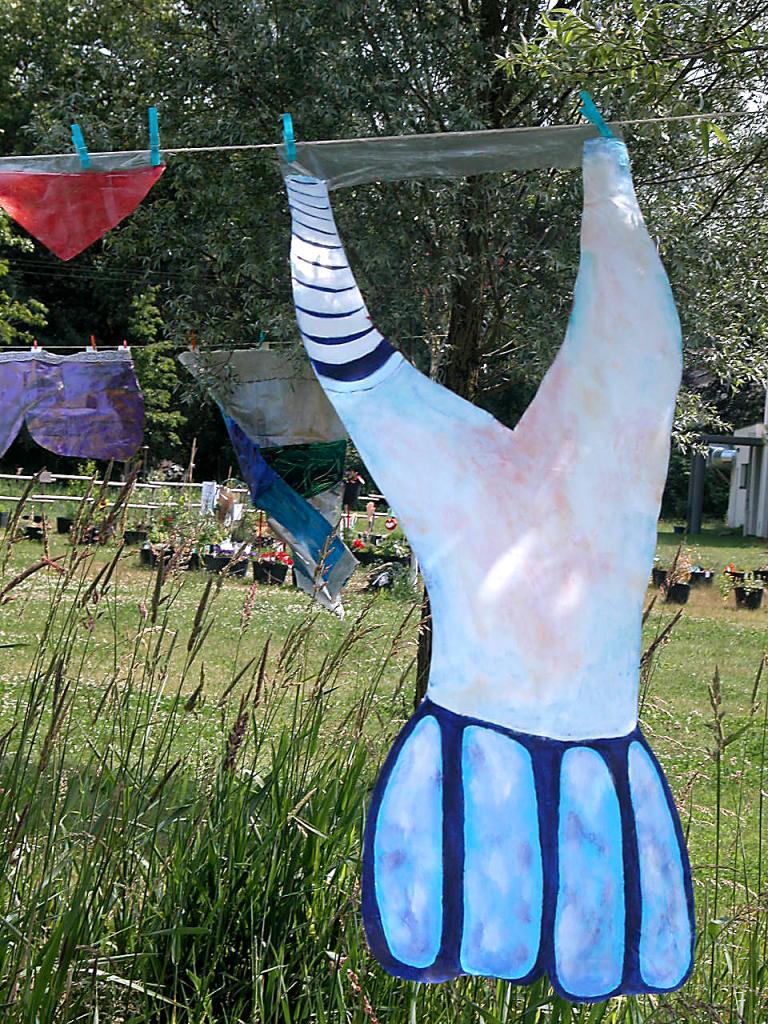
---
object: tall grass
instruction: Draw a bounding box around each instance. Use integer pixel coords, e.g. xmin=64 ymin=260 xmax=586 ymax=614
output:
xmin=0 ymin=486 xmax=766 ymax=1022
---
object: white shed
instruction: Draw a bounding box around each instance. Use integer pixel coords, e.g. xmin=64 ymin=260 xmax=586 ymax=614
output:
xmin=726 ymin=393 xmax=768 ymax=537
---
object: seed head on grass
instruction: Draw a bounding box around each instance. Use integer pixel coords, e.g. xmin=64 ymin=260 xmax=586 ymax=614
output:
xmin=184 ymin=665 xmax=205 ymax=712
xmin=707 ymin=661 xmax=765 ymax=758
xmin=346 ymin=968 xmax=380 ymax=1024
xmin=223 ymin=687 xmax=253 ymax=771
xmin=240 ymin=581 xmax=258 ymax=630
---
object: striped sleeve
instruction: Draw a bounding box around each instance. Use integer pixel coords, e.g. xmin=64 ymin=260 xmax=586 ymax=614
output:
xmin=286 ymin=176 xmax=403 ymax=388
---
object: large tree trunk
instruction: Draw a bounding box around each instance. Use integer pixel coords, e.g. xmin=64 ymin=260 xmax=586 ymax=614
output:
xmin=415 ymin=0 xmax=524 ymax=705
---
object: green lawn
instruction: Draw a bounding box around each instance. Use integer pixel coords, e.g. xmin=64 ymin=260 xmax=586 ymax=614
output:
xmin=0 ymin=520 xmax=766 ymax=1021
xmin=0 ymin=522 xmax=765 ymax=762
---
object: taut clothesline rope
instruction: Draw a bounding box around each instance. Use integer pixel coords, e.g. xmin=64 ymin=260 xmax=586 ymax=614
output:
xmin=8 ymin=110 xmax=764 ymax=161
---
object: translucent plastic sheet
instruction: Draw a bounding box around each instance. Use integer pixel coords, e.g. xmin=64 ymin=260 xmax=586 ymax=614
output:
xmin=279 ymin=122 xmax=621 ymax=189
xmin=0 ymin=152 xmax=164 ymax=260
xmin=0 ymin=351 xmax=144 ymax=460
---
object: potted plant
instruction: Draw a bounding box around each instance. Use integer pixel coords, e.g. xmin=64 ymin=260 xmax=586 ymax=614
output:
xmin=719 ymin=571 xmax=764 ymax=610
xmin=253 ymin=550 xmax=292 ymax=584
xmin=123 ymin=518 xmax=149 ymax=545
xmin=682 ymin=546 xmax=714 ymax=587
xmin=723 ymin=563 xmax=748 ymax=582
xmin=651 ymin=563 xmax=668 ymax=587
xmin=204 ymin=550 xmax=249 ymax=576
xmin=351 ymin=537 xmax=378 ymax=566
xmin=24 ymin=522 xmax=45 ymax=542
xmin=734 ymin=579 xmax=764 ymax=610
xmin=56 ymin=500 xmax=79 ymax=535
xmin=663 ymin=548 xmax=693 ymax=605
xmin=141 ymin=517 xmax=175 ymax=567
xmin=689 ymin=566 xmax=714 ymax=587
xmin=376 ymin=534 xmax=410 ymax=565
xmin=666 ymin=579 xmax=691 ymax=605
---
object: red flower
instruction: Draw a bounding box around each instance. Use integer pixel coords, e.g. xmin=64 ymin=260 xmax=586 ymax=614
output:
xmin=352 ymin=538 xmax=365 ymax=550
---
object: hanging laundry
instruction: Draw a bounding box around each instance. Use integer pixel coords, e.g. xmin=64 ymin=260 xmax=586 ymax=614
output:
xmin=281 ymin=139 xmax=694 ymax=1001
xmin=179 ymin=348 xmax=356 ymax=613
xmin=0 ymin=349 xmax=144 ymax=460
xmin=0 ymin=152 xmax=164 ymax=261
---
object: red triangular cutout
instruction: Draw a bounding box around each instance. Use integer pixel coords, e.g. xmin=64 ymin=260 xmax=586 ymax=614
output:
xmin=0 ymin=165 xmax=165 ymax=260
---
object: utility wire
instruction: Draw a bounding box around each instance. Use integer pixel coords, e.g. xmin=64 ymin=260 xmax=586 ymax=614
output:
xmin=4 ymin=110 xmax=765 ymax=162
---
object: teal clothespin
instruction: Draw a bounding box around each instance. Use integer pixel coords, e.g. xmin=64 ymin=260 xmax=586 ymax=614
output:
xmin=282 ymin=112 xmax=296 ymax=163
xmin=257 ymin=329 xmax=266 ymax=347
xmin=579 ymin=91 xmax=614 ymax=139
xmin=70 ymin=123 xmax=90 ymax=169
xmin=148 ymin=106 xmax=161 ymax=166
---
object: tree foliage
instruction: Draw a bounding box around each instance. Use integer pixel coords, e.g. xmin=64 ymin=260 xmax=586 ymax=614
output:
xmin=0 ymin=0 xmax=766 ymax=469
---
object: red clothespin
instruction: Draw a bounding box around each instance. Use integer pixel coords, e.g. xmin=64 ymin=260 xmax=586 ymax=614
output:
xmin=122 ymin=338 xmax=129 ymax=350
xmin=31 ymin=338 xmax=40 ymax=353
xmin=190 ymin=331 xmax=196 ymax=352
xmin=89 ymin=334 xmax=97 ymax=352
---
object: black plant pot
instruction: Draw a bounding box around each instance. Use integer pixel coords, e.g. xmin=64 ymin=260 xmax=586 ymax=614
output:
xmin=24 ymin=525 xmax=44 ymax=542
xmin=752 ymin=569 xmax=768 ymax=583
xmin=124 ymin=529 xmax=148 ymax=545
xmin=673 ymin=525 xmax=685 ymax=535
xmin=356 ymin=550 xmax=378 ymax=566
xmin=665 ymin=582 xmax=690 ymax=605
xmin=185 ymin=552 xmax=201 ymax=571
xmin=725 ymin=570 xmax=748 ymax=582
xmin=205 ymin=554 xmax=248 ymax=577
xmin=252 ymin=560 xmax=289 ymax=585
xmin=651 ymin=567 xmax=668 ymax=587
xmin=0 ymin=512 xmax=9 ymax=528
xmin=689 ymin=569 xmax=714 ymax=587
xmin=140 ymin=546 xmax=174 ymax=568
xmin=56 ymin=516 xmax=73 ymax=535
xmin=735 ymin=586 xmax=764 ymax=610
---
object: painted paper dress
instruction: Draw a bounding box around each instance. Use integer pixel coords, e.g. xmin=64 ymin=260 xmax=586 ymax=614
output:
xmin=283 ymin=138 xmax=694 ymax=1001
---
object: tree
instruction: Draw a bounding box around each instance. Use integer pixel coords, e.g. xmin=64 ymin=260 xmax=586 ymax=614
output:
xmin=127 ymin=288 xmax=187 ymax=459
xmin=6 ymin=1 xmax=767 ymax=422
xmin=0 ymin=216 xmax=46 ymax=344
xmin=2 ymin=0 xmax=767 ymax=520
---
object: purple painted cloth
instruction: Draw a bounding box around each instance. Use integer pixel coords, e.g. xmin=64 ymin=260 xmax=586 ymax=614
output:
xmin=0 ymin=351 xmax=144 ymax=460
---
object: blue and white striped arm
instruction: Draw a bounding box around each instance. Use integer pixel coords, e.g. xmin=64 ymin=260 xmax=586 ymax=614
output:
xmin=286 ymin=175 xmax=403 ymax=389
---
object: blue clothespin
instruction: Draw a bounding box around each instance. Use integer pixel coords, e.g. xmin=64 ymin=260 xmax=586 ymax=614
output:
xmin=148 ymin=106 xmax=161 ymax=166
xmin=70 ymin=123 xmax=90 ymax=169
xmin=579 ymin=92 xmax=614 ymax=139
xmin=282 ymin=113 xmax=296 ymax=163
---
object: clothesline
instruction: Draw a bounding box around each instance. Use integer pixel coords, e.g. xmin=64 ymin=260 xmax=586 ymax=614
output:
xmin=7 ymin=109 xmax=763 ymax=162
